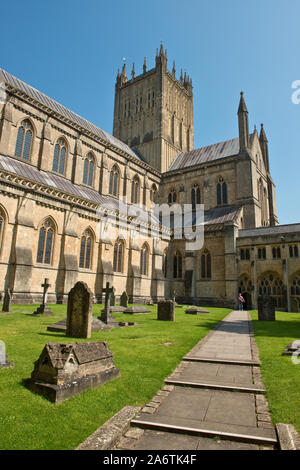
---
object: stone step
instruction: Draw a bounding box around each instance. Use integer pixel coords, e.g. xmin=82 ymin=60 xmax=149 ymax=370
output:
xmin=183 ymin=356 xmax=261 ymax=366
xmin=131 ymin=414 xmax=278 ymax=446
xmin=164 ymin=377 xmax=265 ymax=394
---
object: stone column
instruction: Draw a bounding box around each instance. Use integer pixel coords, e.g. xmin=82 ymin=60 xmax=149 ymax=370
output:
xmin=184 ymin=252 xmax=195 ymax=302
xmin=56 ymin=209 xmax=79 ymax=303
xmin=11 ymin=194 xmax=35 ymax=303
xmin=0 ymin=101 xmax=13 ymax=156
xmin=282 ymin=239 xmax=291 ymax=312
xmin=224 ymin=224 xmax=239 ymax=308
xmin=38 ymin=122 xmax=52 ymax=172
xmin=151 ymin=238 xmax=164 ymax=302
xmin=72 ymin=138 xmax=83 ymax=185
xmin=251 ymin=244 xmax=258 ymax=310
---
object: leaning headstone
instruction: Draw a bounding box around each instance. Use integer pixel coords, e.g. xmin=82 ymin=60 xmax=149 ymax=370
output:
xmin=24 ymin=341 xmax=120 ymax=403
xmin=257 ymin=295 xmax=276 ymax=321
xmin=0 ymin=340 xmax=14 ymax=368
xmin=33 ymin=279 xmax=53 ymax=315
xmin=120 ymin=291 xmax=128 ymax=308
xmin=2 ymin=288 xmax=11 ymax=313
xmin=185 ymin=306 xmax=210 ymax=315
xmin=157 ymin=300 xmax=175 ymax=321
xmin=66 ymin=281 xmax=93 ymax=338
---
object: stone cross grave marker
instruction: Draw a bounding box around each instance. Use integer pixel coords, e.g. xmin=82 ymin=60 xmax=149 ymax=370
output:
xmin=33 ymin=278 xmax=53 ymax=315
xmin=100 ymin=282 xmax=117 ymax=326
xmin=66 ymin=281 xmax=93 ymax=338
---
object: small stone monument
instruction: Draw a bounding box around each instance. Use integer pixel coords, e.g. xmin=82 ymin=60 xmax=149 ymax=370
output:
xmin=157 ymin=300 xmax=175 ymax=321
xmin=110 ymin=288 xmax=116 ymax=307
xmin=66 ymin=281 xmax=93 ymax=338
xmin=0 ymin=340 xmax=14 ymax=368
xmin=33 ymin=279 xmax=53 ymax=315
xmin=99 ymin=282 xmax=117 ymax=326
xmin=2 ymin=288 xmax=12 ymax=313
xmin=123 ymin=306 xmax=151 ymax=314
xmin=120 ymin=291 xmax=128 ymax=308
xmin=185 ymin=306 xmax=210 ymax=314
xmin=24 ymin=341 xmax=120 ymax=403
xmin=257 ymin=295 xmax=276 ymax=321
xmin=282 ymin=340 xmax=300 ymax=356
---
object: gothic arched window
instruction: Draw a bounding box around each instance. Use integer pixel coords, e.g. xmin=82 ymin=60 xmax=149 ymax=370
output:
xmin=217 ymin=177 xmax=227 ymax=205
xmin=168 ymin=189 xmax=177 ymax=204
xmin=113 ymin=239 xmax=124 ymax=273
xmin=140 ymin=243 xmax=149 ymax=276
xmin=201 ymin=249 xmax=211 ymax=279
xmin=258 ymin=273 xmax=285 ymax=308
xmin=36 ymin=219 xmax=55 ymax=264
xmin=109 ymin=165 xmax=120 ymax=197
xmin=52 ymin=138 xmax=67 ymax=175
xmin=83 ymin=153 xmax=95 ymax=187
xmin=173 ymin=251 xmax=182 ymax=279
xmin=79 ymin=229 xmax=93 ymax=269
xmin=131 ymin=176 xmax=140 ymax=204
xmin=15 ymin=120 xmax=33 ymax=161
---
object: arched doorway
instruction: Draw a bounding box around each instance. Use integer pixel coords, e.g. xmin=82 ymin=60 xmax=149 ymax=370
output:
xmin=238 ymin=276 xmax=253 ymax=310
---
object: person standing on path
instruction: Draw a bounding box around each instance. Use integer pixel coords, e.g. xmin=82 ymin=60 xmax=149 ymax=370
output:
xmin=237 ymin=294 xmax=245 ymax=311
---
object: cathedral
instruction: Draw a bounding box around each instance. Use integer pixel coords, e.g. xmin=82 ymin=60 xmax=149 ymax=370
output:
xmin=0 ymin=45 xmax=299 ymax=311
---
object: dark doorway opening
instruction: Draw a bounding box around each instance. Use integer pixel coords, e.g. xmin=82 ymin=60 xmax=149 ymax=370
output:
xmin=242 ymin=292 xmax=252 ymax=310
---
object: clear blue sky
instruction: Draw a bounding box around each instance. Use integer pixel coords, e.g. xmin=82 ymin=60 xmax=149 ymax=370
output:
xmin=1 ymin=0 xmax=299 ymax=224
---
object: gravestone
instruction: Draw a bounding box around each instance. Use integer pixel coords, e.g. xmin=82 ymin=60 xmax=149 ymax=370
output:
xmin=157 ymin=300 xmax=175 ymax=321
xmin=24 ymin=341 xmax=120 ymax=403
xmin=0 ymin=341 xmax=14 ymax=368
xmin=120 ymin=291 xmax=128 ymax=308
xmin=99 ymin=282 xmax=117 ymax=326
xmin=33 ymin=279 xmax=53 ymax=315
xmin=282 ymin=340 xmax=300 ymax=356
xmin=123 ymin=306 xmax=151 ymax=314
xmin=185 ymin=306 xmax=210 ymax=315
xmin=2 ymin=288 xmax=11 ymax=313
xmin=47 ymin=316 xmax=111 ymax=333
xmin=257 ymin=295 xmax=276 ymax=321
xmin=66 ymin=281 xmax=93 ymax=338
xmin=110 ymin=288 xmax=116 ymax=307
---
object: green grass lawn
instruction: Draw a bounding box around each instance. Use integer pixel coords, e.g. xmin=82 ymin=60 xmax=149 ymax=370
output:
xmin=250 ymin=310 xmax=300 ymax=435
xmin=0 ymin=303 xmax=230 ymax=450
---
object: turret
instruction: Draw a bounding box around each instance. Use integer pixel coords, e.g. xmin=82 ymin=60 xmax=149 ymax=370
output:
xmin=259 ymin=123 xmax=270 ymax=172
xmin=237 ymin=91 xmax=249 ymax=152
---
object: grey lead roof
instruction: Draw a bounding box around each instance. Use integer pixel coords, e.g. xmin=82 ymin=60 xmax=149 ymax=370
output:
xmin=238 ymin=224 xmax=300 ymax=238
xmin=167 ymin=137 xmax=241 ymax=171
xmin=0 ymin=68 xmax=144 ymax=164
xmin=0 ymin=154 xmax=160 ymax=225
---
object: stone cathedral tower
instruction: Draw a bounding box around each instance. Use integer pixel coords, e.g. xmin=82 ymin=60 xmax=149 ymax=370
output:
xmin=113 ymin=45 xmax=194 ymax=172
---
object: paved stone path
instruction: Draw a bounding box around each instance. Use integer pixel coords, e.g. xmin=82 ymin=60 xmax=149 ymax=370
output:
xmin=115 ymin=310 xmax=278 ymax=450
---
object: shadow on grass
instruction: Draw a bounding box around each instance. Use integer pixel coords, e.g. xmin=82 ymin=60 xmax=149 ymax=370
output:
xmin=37 ymin=332 xmax=66 ymax=337
xmin=251 ymin=319 xmax=300 ymax=339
